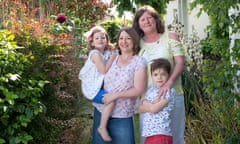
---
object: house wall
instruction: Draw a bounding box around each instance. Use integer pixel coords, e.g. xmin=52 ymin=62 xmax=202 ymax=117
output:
xmin=165 ymin=0 xmax=210 ymax=40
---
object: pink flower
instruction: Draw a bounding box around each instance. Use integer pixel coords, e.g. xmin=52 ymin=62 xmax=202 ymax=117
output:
xmin=56 ymin=14 xmax=66 ymax=23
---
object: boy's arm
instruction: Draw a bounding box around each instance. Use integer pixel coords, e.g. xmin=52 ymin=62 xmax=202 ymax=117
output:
xmin=139 ymin=98 xmax=169 ymax=114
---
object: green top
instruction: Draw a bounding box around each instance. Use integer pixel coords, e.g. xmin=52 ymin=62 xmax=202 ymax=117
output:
xmin=139 ymin=32 xmax=185 ymax=96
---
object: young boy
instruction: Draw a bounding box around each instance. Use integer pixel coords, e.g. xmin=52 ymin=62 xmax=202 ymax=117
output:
xmin=138 ymin=58 xmax=175 ymax=144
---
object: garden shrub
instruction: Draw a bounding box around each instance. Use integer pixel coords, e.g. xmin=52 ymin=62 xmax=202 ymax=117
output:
xmin=187 ymin=1 xmax=240 ymax=143
xmin=100 ymin=20 xmax=122 ymax=44
xmin=1 ymin=2 xmax=81 ymax=143
xmin=0 ymin=1 xmax=117 ymax=143
xmin=0 ymin=30 xmax=48 ymax=144
xmin=168 ymin=21 xmax=204 ymax=114
xmin=169 ymin=2 xmax=239 ymax=142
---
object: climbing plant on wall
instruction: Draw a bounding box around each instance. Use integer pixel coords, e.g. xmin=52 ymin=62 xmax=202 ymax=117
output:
xmin=188 ymin=1 xmax=240 ymax=143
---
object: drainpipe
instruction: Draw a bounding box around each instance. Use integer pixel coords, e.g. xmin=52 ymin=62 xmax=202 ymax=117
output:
xmin=178 ymin=0 xmax=188 ymax=35
xmin=228 ymin=4 xmax=240 ymax=94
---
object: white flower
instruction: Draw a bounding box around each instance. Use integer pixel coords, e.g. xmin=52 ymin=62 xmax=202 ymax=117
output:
xmin=9 ymin=74 xmax=20 ymax=81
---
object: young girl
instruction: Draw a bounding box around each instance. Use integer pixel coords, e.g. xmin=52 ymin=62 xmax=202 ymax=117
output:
xmin=138 ymin=58 xmax=175 ymax=144
xmin=78 ymin=26 xmax=117 ymax=142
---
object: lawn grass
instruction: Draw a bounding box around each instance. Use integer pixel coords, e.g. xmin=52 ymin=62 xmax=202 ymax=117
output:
xmin=134 ymin=113 xmax=140 ymax=144
xmin=77 ymin=97 xmax=142 ymax=144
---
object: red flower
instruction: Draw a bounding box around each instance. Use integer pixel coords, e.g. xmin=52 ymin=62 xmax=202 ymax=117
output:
xmin=56 ymin=14 xmax=66 ymax=23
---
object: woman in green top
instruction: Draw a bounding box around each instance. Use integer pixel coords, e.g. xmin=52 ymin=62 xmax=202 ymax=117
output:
xmin=133 ymin=5 xmax=185 ymax=144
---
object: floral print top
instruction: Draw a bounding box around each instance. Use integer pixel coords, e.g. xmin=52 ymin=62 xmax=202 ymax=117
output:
xmin=142 ymin=85 xmax=175 ymax=137
xmin=93 ymin=55 xmax=147 ymax=118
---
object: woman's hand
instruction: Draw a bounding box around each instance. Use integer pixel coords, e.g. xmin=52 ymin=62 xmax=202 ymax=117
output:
xmin=138 ymin=100 xmax=153 ymax=113
xmin=158 ymin=80 xmax=173 ymax=97
xmin=152 ymin=97 xmax=160 ymax=104
xmin=158 ymin=56 xmax=184 ymax=97
xmin=103 ymin=93 xmax=117 ymax=104
xmin=138 ymin=100 xmax=147 ymax=113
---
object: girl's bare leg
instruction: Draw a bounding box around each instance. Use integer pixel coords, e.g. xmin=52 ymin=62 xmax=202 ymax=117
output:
xmin=98 ymin=102 xmax=115 ymax=142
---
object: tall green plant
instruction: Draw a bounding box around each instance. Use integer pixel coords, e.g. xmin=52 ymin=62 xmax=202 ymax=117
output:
xmin=168 ymin=20 xmax=204 ymax=114
xmin=188 ymin=1 xmax=240 ymax=143
xmin=1 ymin=1 xmax=110 ymax=143
xmin=0 ymin=30 xmax=48 ymax=144
xmin=1 ymin=1 xmax=81 ymax=143
xmin=100 ymin=20 xmax=122 ymax=44
xmin=112 ymin=0 xmax=170 ymax=16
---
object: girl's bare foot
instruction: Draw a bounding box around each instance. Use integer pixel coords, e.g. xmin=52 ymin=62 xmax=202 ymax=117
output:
xmin=97 ymin=127 xmax=112 ymax=142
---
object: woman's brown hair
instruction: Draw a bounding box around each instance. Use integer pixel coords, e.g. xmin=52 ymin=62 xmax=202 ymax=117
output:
xmin=115 ymin=27 xmax=140 ymax=55
xmin=132 ymin=5 xmax=165 ymax=38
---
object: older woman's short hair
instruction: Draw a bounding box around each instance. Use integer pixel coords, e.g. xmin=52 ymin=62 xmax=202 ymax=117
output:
xmin=132 ymin=5 xmax=165 ymax=37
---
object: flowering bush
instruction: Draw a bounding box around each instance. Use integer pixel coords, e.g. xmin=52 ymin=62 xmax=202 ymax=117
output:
xmin=0 ymin=0 xmax=111 ymax=143
xmin=168 ymin=21 xmax=204 ymax=115
xmin=0 ymin=30 xmax=48 ymax=144
xmin=56 ymin=14 xmax=66 ymax=23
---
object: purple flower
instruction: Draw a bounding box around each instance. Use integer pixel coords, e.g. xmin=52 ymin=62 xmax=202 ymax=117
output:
xmin=56 ymin=14 xmax=66 ymax=23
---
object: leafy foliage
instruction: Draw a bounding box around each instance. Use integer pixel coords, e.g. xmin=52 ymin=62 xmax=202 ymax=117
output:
xmin=113 ymin=0 xmax=170 ymax=16
xmin=100 ymin=20 xmax=122 ymax=44
xmin=186 ymin=1 xmax=240 ymax=143
xmin=1 ymin=0 xmax=239 ymax=144
xmin=168 ymin=1 xmax=239 ymax=143
xmin=0 ymin=30 xmax=48 ymax=144
xmin=0 ymin=0 xmax=112 ymax=143
xmin=0 ymin=0 xmax=115 ymax=143
xmin=0 ymin=1 xmax=87 ymax=143
xmin=168 ymin=19 xmax=204 ymax=114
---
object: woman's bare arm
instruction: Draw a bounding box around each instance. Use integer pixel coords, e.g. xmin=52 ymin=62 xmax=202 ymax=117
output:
xmin=103 ymin=66 xmax=147 ymax=104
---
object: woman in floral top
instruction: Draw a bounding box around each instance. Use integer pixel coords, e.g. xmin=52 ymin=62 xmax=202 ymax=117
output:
xmin=92 ymin=27 xmax=147 ymax=144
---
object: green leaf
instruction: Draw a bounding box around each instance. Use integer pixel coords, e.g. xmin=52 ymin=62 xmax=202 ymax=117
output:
xmin=0 ymin=113 xmax=9 ymax=126
xmin=22 ymin=135 xmax=33 ymax=144
xmin=38 ymin=80 xmax=49 ymax=88
xmin=25 ymin=107 xmax=33 ymax=119
xmin=17 ymin=115 xmax=30 ymax=127
xmin=5 ymin=93 xmax=18 ymax=105
xmin=0 ymin=138 xmax=6 ymax=144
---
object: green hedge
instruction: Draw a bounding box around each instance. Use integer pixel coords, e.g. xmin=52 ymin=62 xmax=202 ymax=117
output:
xmin=0 ymin=30 xmax=48 ymax=144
